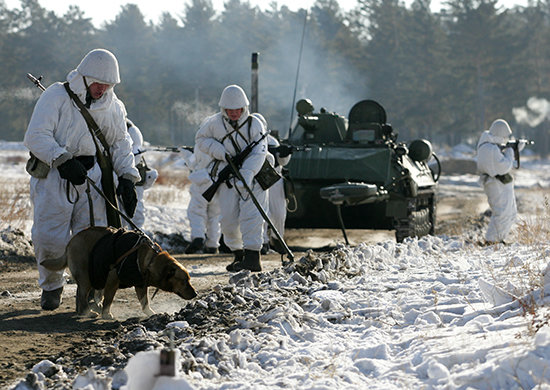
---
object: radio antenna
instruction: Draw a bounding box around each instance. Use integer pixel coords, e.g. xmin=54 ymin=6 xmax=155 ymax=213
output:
xmin=288 ymin=10 xmax=308 ymax=139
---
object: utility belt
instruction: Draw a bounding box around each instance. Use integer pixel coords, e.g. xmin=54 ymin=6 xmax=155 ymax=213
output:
xmin=481 ymin=172 xmax=513 ymax=184
xmin=75 ymin=155 xmax=96 ymax=170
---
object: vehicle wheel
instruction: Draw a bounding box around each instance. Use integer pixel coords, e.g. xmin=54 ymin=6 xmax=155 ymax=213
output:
xmin=394 ymin=196 xmax=435 ymax=242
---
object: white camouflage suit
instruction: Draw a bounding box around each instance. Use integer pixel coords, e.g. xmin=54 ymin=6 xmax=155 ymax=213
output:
xmin=125 ymin=121 xmax=158 ymax=229
xmin=24 ymin=49 xmax=139 ymax=292
xmin=195 ymin=95 xmax=268 ymax=252
xmin=185 ymin=147 xmax=221 ymax=249
xmin=476 ymin=119 xmax=520 ymax=243
xmin=263 ymin=133 xmax=291 ymax=247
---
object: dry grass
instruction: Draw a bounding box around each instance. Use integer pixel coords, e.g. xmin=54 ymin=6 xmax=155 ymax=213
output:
xmin=0 ymin=177 xmax=32 ymax=231
xmin=143 ymin=168 xmax=190 ymax=205
xmin=499 ymin=197 xmax=550 ymax=332
xmin=515 ymin=196 xmax=550 ymax=246
xmin=0 ymin=167 xmax=191 ymax=230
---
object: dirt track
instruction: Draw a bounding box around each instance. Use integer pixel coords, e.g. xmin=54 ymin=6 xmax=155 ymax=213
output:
xmin=0 ymin=186 xmax=490 ymax=387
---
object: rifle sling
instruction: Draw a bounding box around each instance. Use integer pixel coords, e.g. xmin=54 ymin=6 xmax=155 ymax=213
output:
xmin=63 ymin=82 xmax=111 ymax=155
xmin=63 ymin=82 xmax=121 ymax=227
xmin=221 ymin=116 xmax=252 ymax=152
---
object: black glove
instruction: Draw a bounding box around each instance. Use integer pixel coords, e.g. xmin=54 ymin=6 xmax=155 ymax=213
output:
xmin=57 ymin=158 xmax=87 ymax=185
xmin=277 ymin=144 xmax=293 ymax=158
xmin=116 ymin=177 xmax=137 ymax=218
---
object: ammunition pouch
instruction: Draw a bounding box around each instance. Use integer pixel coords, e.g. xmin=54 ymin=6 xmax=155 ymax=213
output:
xmin=25 ymin=152 xmax=50 ymax=179
xmin=254 ymin=158 xmax=281 ymax=191
xmin=495 ymin=173 xmax=513 ymax=184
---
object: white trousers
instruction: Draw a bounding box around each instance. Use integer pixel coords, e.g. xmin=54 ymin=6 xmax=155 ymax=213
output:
xmin=219 ymin=180 xmax=267 ymax=252
xmin=187 ymin=181 xmax=221 ymax=248
xmin=483 ymin=179 xmax=517 ymax=242
xmin=263 ymin=178 xmax=286 ymax=243
xmin=30 ymin=164 xmax=107 ymax=290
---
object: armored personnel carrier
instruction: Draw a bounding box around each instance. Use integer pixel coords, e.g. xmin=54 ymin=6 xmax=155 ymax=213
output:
xmin=282 ymin=98 xmax=440 ymax=242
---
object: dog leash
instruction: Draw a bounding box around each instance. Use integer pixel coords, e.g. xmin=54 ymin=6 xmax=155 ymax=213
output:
xmin=85 ymin=175 xmax=143 ymax=233
xmin=85 ymin=180 xmax=95 ymax=227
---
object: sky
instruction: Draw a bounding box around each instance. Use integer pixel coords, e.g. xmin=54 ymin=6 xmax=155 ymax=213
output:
xmin=5 ymin=140 xmax=550 ymax=389
xmin=5 ymin=0 xmax=529 ymax=27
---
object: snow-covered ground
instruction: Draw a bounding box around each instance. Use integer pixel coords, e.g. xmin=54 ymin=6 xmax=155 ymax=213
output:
xmin=6 ymin=141 xmax=550 ymax=390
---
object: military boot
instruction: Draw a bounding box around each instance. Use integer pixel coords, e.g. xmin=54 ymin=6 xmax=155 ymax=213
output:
xmin=218 ymin=235 xmax=232 ymax=253
xmin=226 ymin=249 xmax=244 ymax=271
xmin=185 ymin=237 xmax=205 ymax=254
xmin=204 ymin=246 xmax=219 ymax=254
xmin=41 ymin=286 xmax=63 ymax=311
xmin=233 ymin=249 xmax=262 ymax=272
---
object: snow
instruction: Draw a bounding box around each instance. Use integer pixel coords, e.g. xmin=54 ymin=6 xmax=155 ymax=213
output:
xmin=121 ymin=236 xmax=550 ymax=389
xmin=5 ymin=141 xmax=550 ymax=389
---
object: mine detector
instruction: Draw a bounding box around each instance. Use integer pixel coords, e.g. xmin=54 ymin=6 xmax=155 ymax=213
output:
xmin=281 ymin=98 xmax=440 ymax=243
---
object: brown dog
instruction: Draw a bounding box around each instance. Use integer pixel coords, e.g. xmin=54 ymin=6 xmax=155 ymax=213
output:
xmin=41 ymin=226 xmax=197 ymax=319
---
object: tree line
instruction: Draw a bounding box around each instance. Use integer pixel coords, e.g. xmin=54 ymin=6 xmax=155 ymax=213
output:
xmin=1 ymin=0 xmax=549 ymax=153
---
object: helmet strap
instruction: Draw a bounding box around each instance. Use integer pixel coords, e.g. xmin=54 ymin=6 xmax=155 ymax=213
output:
xmin=83 ymin=76 xmax=94 ymax=108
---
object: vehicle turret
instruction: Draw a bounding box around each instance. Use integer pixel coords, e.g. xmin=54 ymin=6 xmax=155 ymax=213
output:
xmin=283 ymin=98 xmax=440 ymax=242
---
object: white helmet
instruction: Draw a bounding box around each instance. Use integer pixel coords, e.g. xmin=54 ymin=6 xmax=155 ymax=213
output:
xmin=489 ymin=119 xmax=512 ymax=141
xmin=126 ymin=121 xmax=143 ymax=154
xmin=252 ymin=112 xmax=267 ymax=129
xmin=218 ymin=85 xmax=249 ymax=109
xmin=76 ymin=48 xmax=121 ymax=85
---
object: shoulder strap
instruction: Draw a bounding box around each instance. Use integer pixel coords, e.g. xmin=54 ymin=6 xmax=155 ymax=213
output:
xmin=64 ymin=82 xmax=122 ymax=228
xmin=221 ymin=116 xmax=253 ymax=143
xmin=63 ymin=82 xmax=111 ymax=156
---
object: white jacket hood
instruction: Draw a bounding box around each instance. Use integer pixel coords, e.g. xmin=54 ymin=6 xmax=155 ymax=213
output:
xmin=76 ymin=48 xmax=121 ymax=85
xmin=476 ymin=130 xmax=514 ymax=177
xmin=488 ymin=119 xmax=512 ymax=145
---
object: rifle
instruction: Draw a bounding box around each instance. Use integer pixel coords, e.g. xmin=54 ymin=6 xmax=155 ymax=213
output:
xmin=27 ymin=73 xmax=46 ymax=92
xmin=202 ymin=133 xmax=268 ymax=202
xmin=135 ymin=146 xmax=193 ymax=155
xmin=505 ymin=139 xmax=535 ymax=168
xmin=268 ymin=143 xmax=309 ymax=157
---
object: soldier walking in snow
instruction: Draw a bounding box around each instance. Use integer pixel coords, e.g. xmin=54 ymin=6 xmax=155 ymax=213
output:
xmin=476 ymin=119 xmax=526 ymax=244
xmin=195 ymin=85 xmax=268 ymax=272
xmin=24 ymin=49 xmax=140 ymax=310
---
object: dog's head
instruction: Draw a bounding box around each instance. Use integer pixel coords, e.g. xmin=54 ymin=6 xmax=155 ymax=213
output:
xmin=147 ymin=251 xmax=197 ymax=300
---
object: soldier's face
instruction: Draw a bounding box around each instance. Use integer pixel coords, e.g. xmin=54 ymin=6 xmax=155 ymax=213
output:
xmin=88 ymin=82 xmax=110 ymax=99
xmin=226 ymin=108 xmax=243 ymax=121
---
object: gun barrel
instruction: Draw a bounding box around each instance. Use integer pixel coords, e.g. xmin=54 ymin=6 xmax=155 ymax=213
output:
xmin=27 ymin=73 xmax=46 ymax=92
xmin=506 ymin=139 xmax=535 ymax=148
xmin=146 ymin=146 xmax=194 ymax=153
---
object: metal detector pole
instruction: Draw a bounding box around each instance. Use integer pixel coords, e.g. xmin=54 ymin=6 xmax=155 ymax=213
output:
xmin=225 ymin=154 xmax=294 ymax=263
